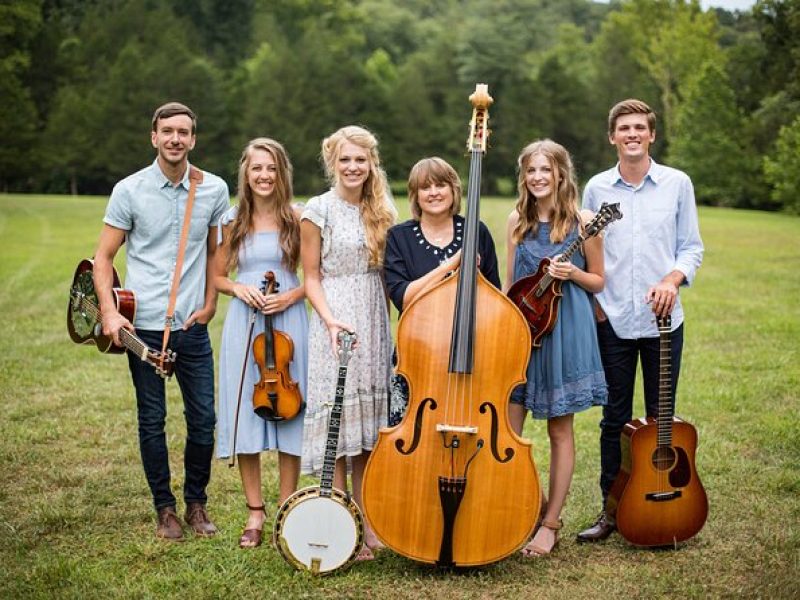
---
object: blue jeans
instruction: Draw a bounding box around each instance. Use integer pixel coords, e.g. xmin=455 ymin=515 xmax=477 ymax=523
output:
xmin=595 ymin=319 xmax=684 ymax=504
xmin=127 ymin=323 xmax=216 ymax=511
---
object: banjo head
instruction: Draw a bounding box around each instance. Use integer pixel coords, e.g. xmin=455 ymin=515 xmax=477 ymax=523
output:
xmin=273 ymin=486 xmax=364 ymax=575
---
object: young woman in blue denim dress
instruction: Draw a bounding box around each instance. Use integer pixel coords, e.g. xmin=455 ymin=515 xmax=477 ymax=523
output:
xmin=504 ymin=140 xmax=607 ymax=557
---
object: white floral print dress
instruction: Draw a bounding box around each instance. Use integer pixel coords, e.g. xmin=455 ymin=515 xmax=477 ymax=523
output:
xmin=300 ymin=189 xmax=392 ymax=474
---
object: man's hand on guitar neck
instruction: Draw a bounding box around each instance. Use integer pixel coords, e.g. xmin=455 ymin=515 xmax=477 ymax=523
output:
xmin=102 ymin=308 xmax=134 ymax=347
xmin=645 ymin=270 xmax=685 ymax=318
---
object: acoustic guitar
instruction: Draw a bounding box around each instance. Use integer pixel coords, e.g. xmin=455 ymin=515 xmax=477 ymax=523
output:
xmin=606 ymin=315 xmax=708 ymax=547
xmin=67 ymin=258 xmax=175 ymax=378
xmin=273 ymin=331 xmax=364 ymax=574
xmin=506 ymin=202 xmax=622 ymax=347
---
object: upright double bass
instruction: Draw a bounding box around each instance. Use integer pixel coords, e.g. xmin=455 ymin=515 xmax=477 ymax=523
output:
xmin=362 ymin=85 xmax=540 ymax=567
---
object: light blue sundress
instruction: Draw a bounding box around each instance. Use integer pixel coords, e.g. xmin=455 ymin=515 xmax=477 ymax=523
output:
xmin=216 ymin=207 xmax=308 ymax=458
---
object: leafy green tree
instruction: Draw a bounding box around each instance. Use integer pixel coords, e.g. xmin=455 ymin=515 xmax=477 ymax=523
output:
xmin=669 ymin=61 xmax=754 ymax=206
xmin=0 ymin=0 xmax=42 ymax=190
xmin=43 ymin=0 xmax=228 ymax=192
xmin=764 ymin=115 xmax=800 ymax=214
xmin=596 ymin=0 xmax=722 ymax=147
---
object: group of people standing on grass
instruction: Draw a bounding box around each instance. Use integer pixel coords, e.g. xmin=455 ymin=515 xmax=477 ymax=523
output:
xmin=92 ymin=97 xmax=703 ymax=559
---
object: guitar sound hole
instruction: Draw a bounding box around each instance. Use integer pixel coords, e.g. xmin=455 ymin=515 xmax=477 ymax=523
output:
xmin=652 ymin=446 xmax=676 ymax=471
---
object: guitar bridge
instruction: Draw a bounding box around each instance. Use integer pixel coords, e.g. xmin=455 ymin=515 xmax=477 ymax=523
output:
xmin=645 ymin=490 xmax=682 ymax=502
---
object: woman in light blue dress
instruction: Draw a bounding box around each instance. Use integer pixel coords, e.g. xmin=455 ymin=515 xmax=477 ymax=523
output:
xmin=213 ymin=138 xmax=307 ymax=548
xmin=505 ymin=140 xmax=607 ymax=557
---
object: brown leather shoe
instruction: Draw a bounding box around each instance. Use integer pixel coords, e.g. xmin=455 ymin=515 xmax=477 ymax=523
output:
xmin=185 ymin=502 xmax=218 ymax=537
xmin=156 ymin=506 xmax=185 ymax=541
xmin=576 ymin=511 xmax=616 ymax=543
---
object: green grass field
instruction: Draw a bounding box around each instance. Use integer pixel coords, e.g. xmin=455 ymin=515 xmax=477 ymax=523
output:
xmin=0 ymin=194 xmax=798 ymax=599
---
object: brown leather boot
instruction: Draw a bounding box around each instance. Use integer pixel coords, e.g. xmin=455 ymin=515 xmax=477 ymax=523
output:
xmin=156 ymin=506 xmax=185 ymax=541
xmin=576 ymin=511 xmax=616 ymax=543
xmin=184 ymin=502 xmax=218 ymax=537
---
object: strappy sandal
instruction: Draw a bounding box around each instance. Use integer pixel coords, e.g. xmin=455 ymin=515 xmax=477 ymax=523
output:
xmin=522 ymin=518 xmax=562 ymax=558
xmin=239 ymin=504 xmax=267 ymax=549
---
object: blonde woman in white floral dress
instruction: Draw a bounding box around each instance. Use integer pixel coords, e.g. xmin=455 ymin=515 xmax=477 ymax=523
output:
xmin=300 ymin=125 xmax=395 ymax=560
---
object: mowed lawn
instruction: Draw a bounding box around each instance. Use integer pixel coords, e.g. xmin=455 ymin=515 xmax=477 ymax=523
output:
xmin=0 ymin=194 xmax=797 ymax=599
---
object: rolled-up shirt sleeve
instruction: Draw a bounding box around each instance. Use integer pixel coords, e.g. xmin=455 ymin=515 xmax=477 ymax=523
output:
xmin=673 ymin=175 xmax=704 ymax=286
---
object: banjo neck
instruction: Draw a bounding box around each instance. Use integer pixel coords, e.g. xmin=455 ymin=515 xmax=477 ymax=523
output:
xmin=320 ymin=331 xmax=355 ymax=497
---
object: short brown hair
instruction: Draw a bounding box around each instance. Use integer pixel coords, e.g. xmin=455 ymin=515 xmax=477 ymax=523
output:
xmin=151 ymin=102 xmax=197 ymax=134
xmin=407 ymin=157 xmax=462 ymax=220
xmin=608 ymin=99 xmax=656 ymax=135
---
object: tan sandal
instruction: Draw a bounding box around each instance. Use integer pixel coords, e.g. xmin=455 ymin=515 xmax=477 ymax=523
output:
xmin=239 ymin=504 xmax=266 ymax=549
xmin=522 ymin=518 xmax=562 ymax=557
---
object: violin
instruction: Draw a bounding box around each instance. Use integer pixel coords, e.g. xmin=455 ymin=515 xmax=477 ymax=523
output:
xmin=252 ymin=271 xmax=304 ymax=421
xmin=362 ymin=85 xmax=540 ymax=566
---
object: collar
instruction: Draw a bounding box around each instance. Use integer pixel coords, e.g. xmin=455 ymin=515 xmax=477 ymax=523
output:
xmin=612 ymin=158 xmax=660 ymax=188
xmin=153 ymin=159 xmax=192 ymax=190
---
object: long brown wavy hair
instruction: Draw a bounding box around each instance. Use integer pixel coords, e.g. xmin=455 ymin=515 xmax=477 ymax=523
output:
xmin=512 ymin=139 xmax=580 ymax=244
xmin=225 ymin=138 xmax=300 ymax=272
xmin=321 ymin=125 xmax=395 ymax=268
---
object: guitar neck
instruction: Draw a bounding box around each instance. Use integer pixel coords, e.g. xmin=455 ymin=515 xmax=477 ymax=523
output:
xmin=79 ymin=295 xmax=150 ymax=360
xmin=320 ymin=364 xmax=348 ymax=496
xmin=656 ymin=317 xmax=673 ymax=447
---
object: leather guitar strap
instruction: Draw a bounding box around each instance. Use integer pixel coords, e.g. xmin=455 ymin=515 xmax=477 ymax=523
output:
xmin=160 ymin=166 xmax=204 ymax=370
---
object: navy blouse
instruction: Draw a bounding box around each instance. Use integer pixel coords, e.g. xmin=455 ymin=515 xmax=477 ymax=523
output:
xmin=383 ymin=215 xmax=501 ymax=313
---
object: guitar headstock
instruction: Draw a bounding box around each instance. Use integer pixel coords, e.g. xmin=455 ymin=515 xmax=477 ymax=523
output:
xmin=147 ymin=348 xmax=176 ymax=379
xmin=337 ymin=331 xmax=356 ymax=367
xmin=656 ymin=314 xmax=672 ymax=333
xmin=466 ymin=84 xmax=493 ymax=154
xmin=585 ymin=202 xmax=623 ymax=237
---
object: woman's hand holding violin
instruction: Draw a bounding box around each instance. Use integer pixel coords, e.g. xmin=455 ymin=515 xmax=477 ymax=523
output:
xmin=233 ymin=283 xmax=267 ymax=311
xmin=261 ymin=290 xmax=295 ymax=315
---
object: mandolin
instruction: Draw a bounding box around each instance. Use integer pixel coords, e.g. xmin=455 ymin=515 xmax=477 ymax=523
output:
xmin=67 ymin=258 xmax=175 ymax=378
xmin=507 ymin=202 xmax=622 ymax=347
xmin=251 ymin=271 xmax=304 ymax=421
xmin=273 ymin=331 xmax=364 ymax=575
xmin=606 ymin=314 xmax=708 ymax=547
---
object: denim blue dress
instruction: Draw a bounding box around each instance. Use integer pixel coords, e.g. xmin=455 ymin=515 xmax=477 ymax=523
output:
xmin=510 ymin=222 xmax=607 ymax=419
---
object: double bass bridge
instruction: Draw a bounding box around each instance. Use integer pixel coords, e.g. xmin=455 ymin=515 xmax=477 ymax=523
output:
xmin=436 ymin=423 xmax=478 ymax=434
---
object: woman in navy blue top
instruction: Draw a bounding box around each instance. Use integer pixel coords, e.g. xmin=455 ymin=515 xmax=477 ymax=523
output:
xmin=383 ymin=157 xmax=501 ymax=424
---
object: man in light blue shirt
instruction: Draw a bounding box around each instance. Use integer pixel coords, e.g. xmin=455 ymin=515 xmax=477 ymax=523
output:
xmin=94 ymin=102 xmax=229 ymax=541
xmin=577 ymin=99 xmax=704 ymax=542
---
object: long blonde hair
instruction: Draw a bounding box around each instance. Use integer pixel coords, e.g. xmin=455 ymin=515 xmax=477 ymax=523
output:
xmin=513 ymin=139 xmax=580 ymax=244
xmin=226 ymin=138 xmax=300 ymax=272
xmin=321 ymin=125 xmax=395 ymax=268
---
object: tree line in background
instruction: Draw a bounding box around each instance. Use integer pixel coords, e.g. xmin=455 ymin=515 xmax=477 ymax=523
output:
xmin=2 ymin=0 xmax=799 ymax=212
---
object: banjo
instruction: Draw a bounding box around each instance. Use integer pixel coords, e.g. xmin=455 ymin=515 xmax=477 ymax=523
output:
xmin=273 ymin=331 xmax=364 ymax=575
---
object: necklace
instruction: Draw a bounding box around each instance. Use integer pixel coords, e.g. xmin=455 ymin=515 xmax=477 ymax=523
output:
xmin=420 ymin=221 xmax=453 ymax=247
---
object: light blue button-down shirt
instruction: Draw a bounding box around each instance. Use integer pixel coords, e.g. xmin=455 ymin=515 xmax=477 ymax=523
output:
xmin=582 ymin=159 xmax=703 ymax=339
xmin=104 ymin=159 xmax=230 ymax=330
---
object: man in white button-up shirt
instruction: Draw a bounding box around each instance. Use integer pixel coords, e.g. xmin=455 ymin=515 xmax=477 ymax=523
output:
xmin=577 ymin=99 xmax=704 ymax=543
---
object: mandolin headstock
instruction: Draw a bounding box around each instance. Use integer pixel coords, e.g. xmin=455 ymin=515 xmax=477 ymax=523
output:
xmin=467 ymin=84 xmax=493 ymax=154
xmin=585 ymin=202 xmax=623 ymax=238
